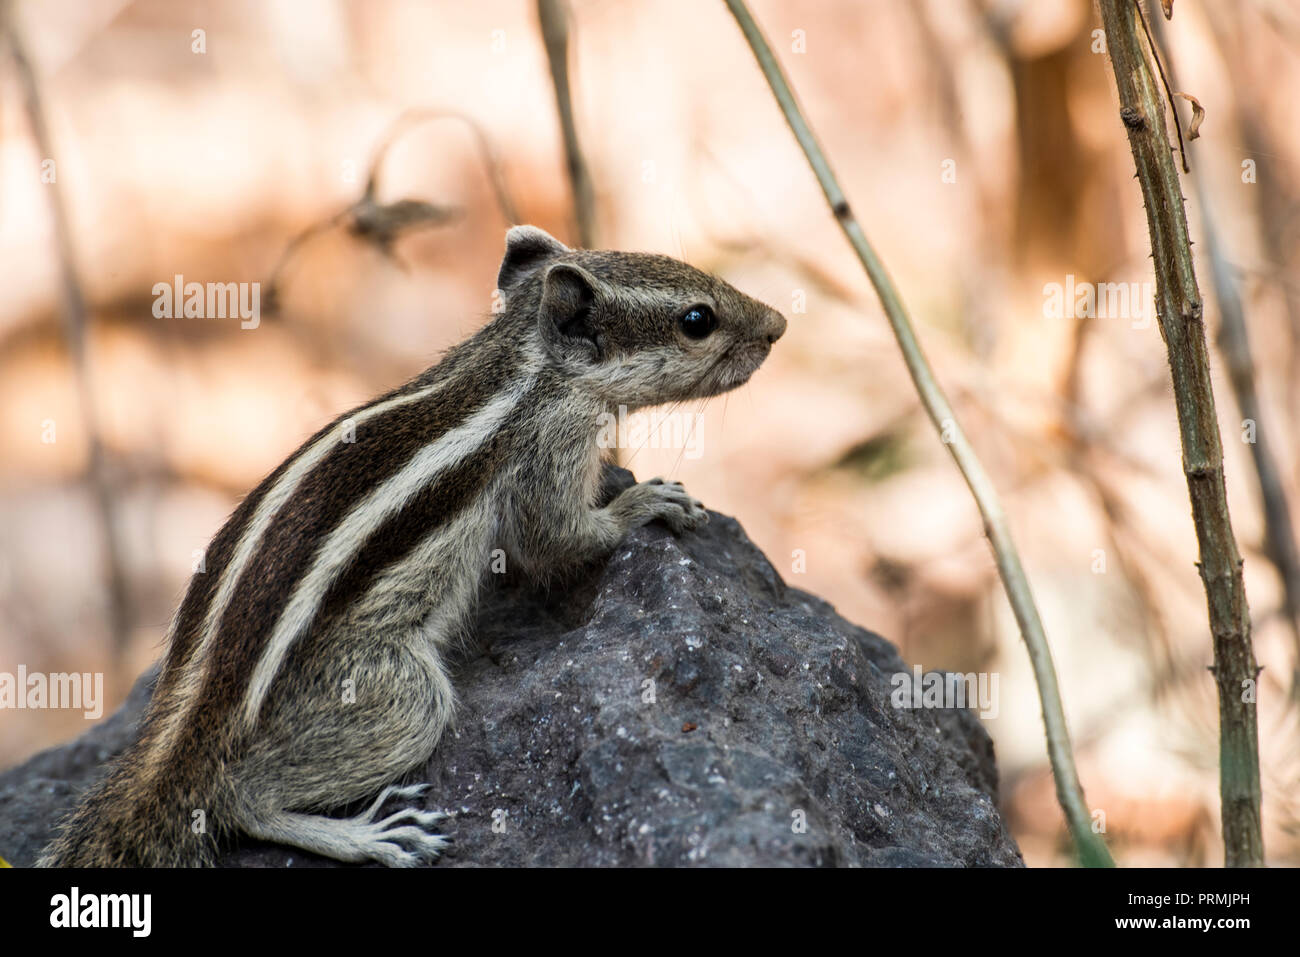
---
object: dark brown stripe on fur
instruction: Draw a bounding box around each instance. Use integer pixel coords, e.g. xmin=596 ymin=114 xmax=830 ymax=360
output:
xmin=193 ymin=334 xmax=517 ymax=715
xmin=154 ymin=365 xmax=447 ymax=694
xmin=265 ymin=430 xmax=512 ymax=711
xmin=155 ymin=451 xmax=298 ymax=697
xmin=317 ymin=423 xmax=508 ymax=625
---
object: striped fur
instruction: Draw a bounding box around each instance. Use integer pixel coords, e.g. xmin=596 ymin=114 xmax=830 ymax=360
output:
xmin=242 ymin=368 xmax=539 ymax=727
xmin=39 ymin=226 xmax=786 ymax=867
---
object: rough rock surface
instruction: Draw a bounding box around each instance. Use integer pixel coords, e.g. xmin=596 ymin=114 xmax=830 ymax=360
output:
xmin=0 ymin=469 xmax=1022 ymax=867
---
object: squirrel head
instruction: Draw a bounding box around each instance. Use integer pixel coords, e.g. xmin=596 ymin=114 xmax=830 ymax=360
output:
xmin=496 ymin=225 xmax=786 ymax=409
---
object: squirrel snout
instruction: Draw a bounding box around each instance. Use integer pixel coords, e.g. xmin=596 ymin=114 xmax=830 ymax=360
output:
xmin=763 ymin=311 xmax=788 ymax=345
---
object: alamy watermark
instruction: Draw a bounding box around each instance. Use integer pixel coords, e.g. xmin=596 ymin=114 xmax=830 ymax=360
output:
xmin=0 ymin=666 xmax=104 ymax=719
xmin=50 ymin=887 xmax=151 ymax=937
xmin=596 ymin=405 xmax=704 ymax=459
xmin=890 ymin=665 xmax=999 ymax=719
xmin=1043 ymin=273 xmax=1154 ymax=329
xmin=152 ymin=274 xmax=260 ymax=329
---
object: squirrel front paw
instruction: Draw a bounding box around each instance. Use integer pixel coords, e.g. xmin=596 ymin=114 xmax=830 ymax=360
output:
xmin=612 ymin=477 xmax=708 ymax=535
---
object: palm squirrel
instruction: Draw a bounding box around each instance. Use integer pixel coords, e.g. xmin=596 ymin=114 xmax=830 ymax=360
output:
xmin=38 ymin=225 xmax=786 ymax=867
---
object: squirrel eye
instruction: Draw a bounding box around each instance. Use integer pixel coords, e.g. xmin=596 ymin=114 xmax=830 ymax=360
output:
xmin=679 ymin=305 xmax=718 ymax=340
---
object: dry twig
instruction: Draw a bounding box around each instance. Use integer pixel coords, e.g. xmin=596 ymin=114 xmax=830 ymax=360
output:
xmin=266 ymin=109 xmax=517 ymax=310
xmin=2 ymin=0 xmax=131 ymax=659
xmin=1099 ymin=0 xmax=1263 ymax=866
xmin=537 ymin=0 xmax=598 ymax=248
xmin=1149 ymin=3 xmax=1300 ymax=694
xmin=722 ymin=0 xmax=1115 ymax=866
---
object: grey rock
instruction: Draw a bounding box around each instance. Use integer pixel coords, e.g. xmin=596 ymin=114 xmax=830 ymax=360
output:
xmin=0 ymin=468 xmax=1022 ymax=867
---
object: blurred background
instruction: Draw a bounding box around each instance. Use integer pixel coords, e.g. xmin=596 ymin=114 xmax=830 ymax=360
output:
xmin=1 ymin=0 xmax=1298 ymax=866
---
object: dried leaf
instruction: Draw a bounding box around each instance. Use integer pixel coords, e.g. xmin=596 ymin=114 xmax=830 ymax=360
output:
xmin=349 ymin=197 xmax=461 ymax=253
xmin=1175 ymin=92 xmax=1205 ymax=139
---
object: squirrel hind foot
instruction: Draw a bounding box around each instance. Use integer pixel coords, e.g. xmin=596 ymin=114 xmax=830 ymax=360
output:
xmin=240 ymin=783 xmax=449 ymax=867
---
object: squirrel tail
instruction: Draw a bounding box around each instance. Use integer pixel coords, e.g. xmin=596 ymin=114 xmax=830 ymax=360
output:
xmin=37 ymin=731 xmax=225 ymax=868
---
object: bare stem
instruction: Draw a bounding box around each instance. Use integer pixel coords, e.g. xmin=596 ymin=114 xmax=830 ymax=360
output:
xmin=1098 ymin=0 xmax=1262 ymax=867
xmin=722 ymin=0 xmax=1114 ymax=866
xmin=364 ymin=108 xmax=520 ymax=227
xmin=264 ymin=108 xmax=513 ymax=309
xmin=1148 ymin=5 xmax=1300 ymax=695
xmin=537 ymin=0 xmax=598 ymax=249
xmin=3 ymin=0 xmax=131 ymax=660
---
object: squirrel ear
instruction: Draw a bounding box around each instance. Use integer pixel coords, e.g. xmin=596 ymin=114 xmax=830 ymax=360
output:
xmin=498 ymin=225 xmax=570 ymax=292
xmin=539 ymin=263 xmax=602 ymax=364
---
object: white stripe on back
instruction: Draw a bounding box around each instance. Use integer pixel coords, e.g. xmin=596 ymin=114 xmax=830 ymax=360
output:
xmin=182 ymin=378 xmax=457 ymax=694
xmin=149 ymin=377 xmax=470 ymax=763
xmin=238 ymin=374 xmax=535 ymax=727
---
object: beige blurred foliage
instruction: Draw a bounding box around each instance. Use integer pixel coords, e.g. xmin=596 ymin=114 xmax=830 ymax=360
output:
xmin=1 ymin=0 xmax=1298 ymax=866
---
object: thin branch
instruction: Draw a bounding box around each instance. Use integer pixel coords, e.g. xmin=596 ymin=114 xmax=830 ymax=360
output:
xmin=536 ymin=0 xmax=608 ymax=460
xmin=2 ymin=0 xmax=131 ymax=659
xmin=721 ymin=0 xmax=1115 ymax=866
xmin=537 ymin=0 xmax=598 ymax=248
xmin=265 ymin=109 xmax=513 ymax=310
xmin=1132 ymin=0 xmax=1190 ymax=172
xmin=365 ymin=108 xmax=520 ymax=226
xmin=1148 ymin=9 xmax=1300 ymax=693
xmin=1099 ymin=0 xmax=1263 ymax=867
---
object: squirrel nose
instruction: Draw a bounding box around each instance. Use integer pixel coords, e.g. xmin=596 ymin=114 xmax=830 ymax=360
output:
xmin=765 ymin=311 xmax=788 ymax=345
